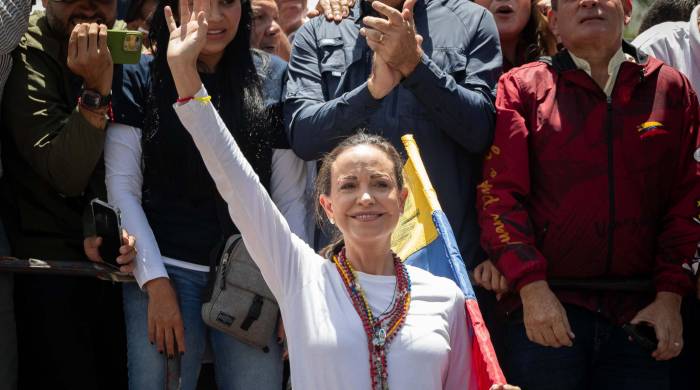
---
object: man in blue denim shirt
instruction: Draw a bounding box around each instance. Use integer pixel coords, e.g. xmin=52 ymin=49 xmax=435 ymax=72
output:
xmin=284 ymin=0 xmax=501 ymax=267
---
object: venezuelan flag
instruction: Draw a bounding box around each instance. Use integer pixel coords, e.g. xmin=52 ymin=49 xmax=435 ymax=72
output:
xmin=391 ymin=135 xmax=506 ymax=389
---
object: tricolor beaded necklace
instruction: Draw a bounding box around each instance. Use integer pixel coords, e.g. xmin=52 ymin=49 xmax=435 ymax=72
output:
xmin=331 ymin=248 xmax=412 ymax=390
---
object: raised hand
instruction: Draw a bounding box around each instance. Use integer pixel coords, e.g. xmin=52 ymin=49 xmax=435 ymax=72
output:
xmin=360 ymin=0 xmax=423 ymax=77
xmin=165 ymin=0 xmax=210 ymax=98
xmin=308 ymin=0 xmax=356 ymax=22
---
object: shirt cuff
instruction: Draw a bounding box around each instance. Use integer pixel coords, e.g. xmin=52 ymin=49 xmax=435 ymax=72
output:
xmin=133 ymin=254 xmax=169 ymax=289
xmin=344 ymin=81 xmax=383 ymax=111
xmin=401 ymin=53 xmax=434 ymax=91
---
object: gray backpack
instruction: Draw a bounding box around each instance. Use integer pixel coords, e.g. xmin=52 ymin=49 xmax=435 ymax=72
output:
xmin=201 ymin=234 xmax=278 ymax=351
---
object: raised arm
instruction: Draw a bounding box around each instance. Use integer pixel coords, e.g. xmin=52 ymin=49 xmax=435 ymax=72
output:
xmin=165 ymin=0 xmax=319 ymax=301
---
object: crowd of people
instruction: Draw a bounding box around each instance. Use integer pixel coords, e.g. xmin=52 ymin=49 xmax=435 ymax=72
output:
xmin=0 ymin=0 xmax=698 ymax=389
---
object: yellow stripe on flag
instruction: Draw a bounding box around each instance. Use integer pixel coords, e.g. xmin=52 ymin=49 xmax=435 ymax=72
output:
xmin=390 ymin=135 xmax=440 ymax=260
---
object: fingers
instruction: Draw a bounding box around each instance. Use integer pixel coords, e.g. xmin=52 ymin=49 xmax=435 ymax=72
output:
xmin=490 ymin=268 xmax=501 ymax=292
xmin=77 ymin=23 xmax=89 ymax=58
xmin=164 ymin=325 xmax=176 ymax=358
xmin=552 ymin=320 xmax=573 ymax=347
xmin=472 ymin=265 xmax=484 ymax=288
xmin=415 ymin=34 xmax=423 ymax=47
xmin=652 ymin=322 xmax=670 ymax=360
xmin=401 ymin=0 xmax=417 ymax=24
xmin=180 ymin=0 xmax=192 ymax=25
xmin=196 ymin=0 xmax=211 ymax=20
xmin=68 ymin=25 xmax=78 ymax=62
xmin=174 ymin=320 xmax=186 ymax=355
xmin=88 ymin=23 xmax=99 ymax=57
xmin=148 ymin=310 xmax=156 ymax=345
xmin=117 ymin=231 xmax=136 ymax=272
xmin=363 ymin=16 xmax=392 ymax=34
xmin=340 ymin=0 xmax=349 ymax=18
xmin=561 ymin=306 xmax=576 ymax=340
xmin=196 ymin=10 xmax=208 ymax=30
xmin=371 ymin=1 xmax=404 ymax=25
xmin=164 ymin=6 xmax=178 ymax=33
xmin=307 ymin=8 xmax=320 ymax=18
xmin=317 ymin=0 xmax=331 ymax=20
xmin=98 ymin=24 xmax=109 ymax=56
xmin=84 ymin=236 xmax=103 ymax=263
xmin=330 ymin=0 xmax=342 ymax=22
xmin=155 ymin=322 xmax=166 ymax=354
xmin=360 ymin=27 xmax=383 ymax=43
xmin=498 ymin=275 xmax=509 ymax=294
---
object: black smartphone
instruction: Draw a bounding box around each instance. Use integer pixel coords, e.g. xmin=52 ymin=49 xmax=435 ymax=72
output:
xmin=90 ymin=199 xmax=122 ymax=268
xmin=622 ymin=322 xmax=658 ymax=351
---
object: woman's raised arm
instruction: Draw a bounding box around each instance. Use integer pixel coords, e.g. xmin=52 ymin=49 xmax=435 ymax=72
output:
xmin=165 ymin=0 xmax=319 ymax=302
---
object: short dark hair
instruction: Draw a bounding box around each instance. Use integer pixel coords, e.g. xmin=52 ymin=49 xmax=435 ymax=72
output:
xmin=639 ymin=0 xmax=700 ymax=34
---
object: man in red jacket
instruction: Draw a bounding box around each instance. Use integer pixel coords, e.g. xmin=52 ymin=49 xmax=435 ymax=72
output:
xmin=477 ymin=0 xmax=700 ymax=388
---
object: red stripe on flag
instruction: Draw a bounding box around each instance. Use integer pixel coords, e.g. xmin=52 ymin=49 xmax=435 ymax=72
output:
xmin=465 ymin=299 xmax=506 ymax=389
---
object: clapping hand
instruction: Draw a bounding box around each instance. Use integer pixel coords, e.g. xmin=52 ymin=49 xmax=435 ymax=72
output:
xmin=360 ymin=0 xmax=423 ymax=77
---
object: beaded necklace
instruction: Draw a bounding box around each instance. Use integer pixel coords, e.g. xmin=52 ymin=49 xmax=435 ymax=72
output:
xmin=331 ymin=248 xmax=412 ymax=390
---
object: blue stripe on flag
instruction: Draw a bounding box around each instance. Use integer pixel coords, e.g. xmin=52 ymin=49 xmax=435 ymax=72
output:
xmin=403 ymin=210 xmax=476 ymax=300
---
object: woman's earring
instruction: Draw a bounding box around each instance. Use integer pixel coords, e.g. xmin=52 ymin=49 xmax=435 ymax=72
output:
xmin=329 ymin=218 xmax=335 ymax=225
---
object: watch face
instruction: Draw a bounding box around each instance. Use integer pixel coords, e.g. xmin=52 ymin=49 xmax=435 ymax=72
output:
xmin=81 ymin=89 xmax=108 ymax=109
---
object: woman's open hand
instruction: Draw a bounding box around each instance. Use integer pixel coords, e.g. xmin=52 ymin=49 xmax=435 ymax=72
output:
xmin=165 ymin=0 xmax=209 ymax=97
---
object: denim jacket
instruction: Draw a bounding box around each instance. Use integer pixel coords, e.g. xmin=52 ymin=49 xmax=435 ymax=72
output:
xmin=284 ymin=0 xmax=502 ymax=266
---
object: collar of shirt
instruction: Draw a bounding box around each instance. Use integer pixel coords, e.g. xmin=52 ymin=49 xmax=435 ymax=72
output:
xmin=569 ymin=47 xmax=634 ymax=96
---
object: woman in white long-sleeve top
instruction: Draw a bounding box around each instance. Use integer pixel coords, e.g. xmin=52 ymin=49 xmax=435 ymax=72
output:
xmin=104 ymin=0 xmax=308 ymax=387
xmin=161 ymin=0 xmax=479 ymax=389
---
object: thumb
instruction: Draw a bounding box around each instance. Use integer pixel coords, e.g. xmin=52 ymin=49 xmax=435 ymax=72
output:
xmin=402 ymin=0 xmax=417 ymax=22
xmin=415 ymin=34 xmax=423 ymax=47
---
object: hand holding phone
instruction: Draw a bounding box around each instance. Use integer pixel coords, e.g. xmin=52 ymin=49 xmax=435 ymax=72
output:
xmin=622 ymin=322 xmax=658 ymax=351
xmin=107 ymin=29 xmax=143 ymax=64
xmin=90 ymin=199 xmax=123 ymax=268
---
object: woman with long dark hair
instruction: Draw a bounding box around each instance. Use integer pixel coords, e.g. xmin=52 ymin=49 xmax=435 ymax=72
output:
xmin=105 ymin=0 xmax=308 ymax=387
xmin=475 ymin=0 xmax=557 ymax=70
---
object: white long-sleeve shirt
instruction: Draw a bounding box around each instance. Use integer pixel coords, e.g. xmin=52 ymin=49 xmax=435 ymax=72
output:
xmin=172 ymin=86 xmax=472 ymax=389
xmin=633 ymin=5 xmax=700 ymax=94
xmin=104 ymin=123 xmax=309 ymax=287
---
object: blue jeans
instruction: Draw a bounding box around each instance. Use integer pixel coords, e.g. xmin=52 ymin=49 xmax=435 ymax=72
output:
xmin=503 ymin=304 xmax=670 ymax=390
xmin=123 ymin=265 xmax=282 ymax=390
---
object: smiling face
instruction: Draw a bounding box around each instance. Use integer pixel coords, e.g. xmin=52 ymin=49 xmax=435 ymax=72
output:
xmin=319 ymin=144 xmax=407 ymax=247
xmin=475 ymin=0 xmax=532 ymax=44
xmin=550 ymin=0 xmax=630 ymax=53
xmin=251 ymin=0 xmax=281 ymax=53
xmin=43 ymin=0 xmax=117 ymax=38
xmin=198 ymin=0 xmax=242 ymax=61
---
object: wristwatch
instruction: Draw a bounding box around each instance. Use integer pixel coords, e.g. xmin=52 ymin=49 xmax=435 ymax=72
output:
xmin=79 ymin=88 xmax=111 ymax=110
